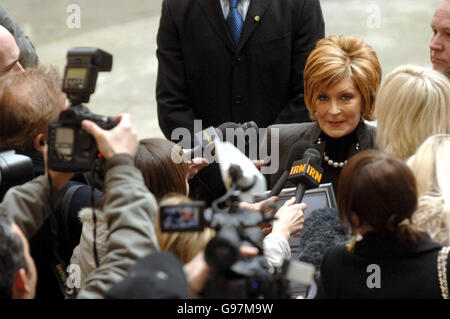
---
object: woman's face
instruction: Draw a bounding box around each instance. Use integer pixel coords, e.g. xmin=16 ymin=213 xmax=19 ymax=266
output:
xmin=314 ymin=77 xmax=363 ymax=138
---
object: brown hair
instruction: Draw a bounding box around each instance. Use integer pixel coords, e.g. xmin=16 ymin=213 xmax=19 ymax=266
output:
xmin=338 ymin=150 xmax=422 ymax=247
xmin=304 ymin=35 xmax=381 ymax=121
xmin=134 ymin=138 xmax=189 ymax=201
xmin=0 ymin=66 xmax=65 ymax=150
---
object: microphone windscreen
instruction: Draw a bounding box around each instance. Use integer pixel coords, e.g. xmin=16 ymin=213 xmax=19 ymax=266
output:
xmin=298 ymin=208 xmax=349 ymax=281
xmin=286 ymin=141 xmax=314 ymax=170
xmin=303 ymin=148 xmax=322 ymax=166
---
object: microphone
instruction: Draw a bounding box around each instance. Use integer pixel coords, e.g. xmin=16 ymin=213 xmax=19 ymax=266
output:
xmin=183 ymin=122 xmax=240 ymax=159
xmin=268 ymin=141 xmax=312 ymax=197
xmin=240 ymin=121 xmax=258 ymax=131
xmin=287 ymin=147 xmax=323 ymax=203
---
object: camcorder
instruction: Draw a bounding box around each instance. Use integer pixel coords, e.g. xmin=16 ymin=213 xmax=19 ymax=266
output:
xmin=160 ymin=164 xmax=314 ymax=298
xmin=47 ymin=48 xmax=116 ymax=184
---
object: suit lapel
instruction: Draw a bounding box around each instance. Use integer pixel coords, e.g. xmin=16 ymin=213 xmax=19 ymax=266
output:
xmin=236 ymin=0 xmax=272 ymax=54
xmin=198 ymin=0 xmax=235 ymax=53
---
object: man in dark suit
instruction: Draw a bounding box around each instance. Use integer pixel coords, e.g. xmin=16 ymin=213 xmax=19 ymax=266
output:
xmin=156 ymin=0 xmax=325 ymax=139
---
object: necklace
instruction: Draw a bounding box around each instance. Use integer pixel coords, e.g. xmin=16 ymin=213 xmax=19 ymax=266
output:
xmin=324 ymin=153 xmax=348 ymax=168
xmin=317 ymin=138 xmax=360 ymax=168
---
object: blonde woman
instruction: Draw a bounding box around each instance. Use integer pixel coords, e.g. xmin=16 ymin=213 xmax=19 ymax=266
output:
xmin=376 ymin=65 xmax=450 ymax=160
xmin=156 ymin=195 xmax=215 ymax=264
xmin=408 ymin=134 xmax=450 ymax=245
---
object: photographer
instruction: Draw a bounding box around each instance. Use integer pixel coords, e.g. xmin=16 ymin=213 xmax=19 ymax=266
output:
xmin=0 ymin=66 xmax=103 ymax=298
xmin=0 ymin=114 xmax=161 ymax=298
xmin=0 ymin=66 xmax=65 ymax=175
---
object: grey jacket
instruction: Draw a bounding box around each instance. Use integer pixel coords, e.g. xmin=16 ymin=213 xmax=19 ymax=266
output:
xmin=261 ymin=121 xmax=377 ymax=188
xmin=0 ymin=164 xmax=159 ymax=299
xmin=0 ymin=4 xmax=38 ymax=68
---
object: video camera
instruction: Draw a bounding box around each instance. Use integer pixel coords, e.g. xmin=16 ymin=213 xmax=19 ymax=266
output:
xmin=160 ymin=140 xmax=315 ymax=298
xmin=47 ymin=48 xmax=116 ymax=180
xmin=161 ymin=164 xmax=288 ymax=298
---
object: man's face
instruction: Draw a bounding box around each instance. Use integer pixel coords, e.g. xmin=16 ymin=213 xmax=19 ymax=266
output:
xmin=11 ymin=223 xmax=37 ymax=299
xmin=0 ymin=28 xmax=24 ymax=76
xmin=430 ymin=1 xmax=450 ymax=78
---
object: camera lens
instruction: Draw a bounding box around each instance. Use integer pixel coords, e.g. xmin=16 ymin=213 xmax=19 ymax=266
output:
xmin=204 ymin=227 xmax=240 ymax=271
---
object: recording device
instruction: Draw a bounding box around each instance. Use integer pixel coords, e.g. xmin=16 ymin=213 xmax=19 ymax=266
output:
xmin=184 ymin=121 xmax=258 ymax=160
xmin=183 ymin=122 xmax=238 ymax=160
xmin=160 ymin=140 xmax=315 ymax=298
xmin=160 ymin=169 xmax=285 ymax=298
xmin=288 ymin=148 xmax=323 ymax=203
xmin=47 ymin=48 xmax=116 ymax=176
xmin=160 ymin=202 xmax=206 ymax=232
xmin=268 ymin=141 xmax=313 ymax=197
xmin=0 ymin=150 xmax=34 ymax=201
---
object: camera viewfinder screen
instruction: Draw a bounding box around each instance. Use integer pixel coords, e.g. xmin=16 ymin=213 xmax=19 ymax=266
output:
xmin=66 ymin=67 xmax=87 ymax=80
xmin=55 ymin=127 xmax=74 ymax=156
xmin=160 ymin=204 xmax=204 ymax=232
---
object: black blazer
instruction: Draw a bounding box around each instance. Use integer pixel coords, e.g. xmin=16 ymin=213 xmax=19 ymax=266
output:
xmin=156 ymin=0 xmax=325 ymax=139
xmin=261 ymin=121 xmax=377 ymax=188
xmin=316 ymin=232 xmax=450 ymax=299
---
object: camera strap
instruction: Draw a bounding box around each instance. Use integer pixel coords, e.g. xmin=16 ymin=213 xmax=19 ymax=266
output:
xmin=49 ymin=211 xmax=79 ymax=299
xmin=47 ymin=175 xmax=79 ymax=299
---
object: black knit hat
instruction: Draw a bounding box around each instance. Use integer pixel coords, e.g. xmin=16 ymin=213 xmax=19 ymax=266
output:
xmin=106 ymin=252 xmax=188 ymax=299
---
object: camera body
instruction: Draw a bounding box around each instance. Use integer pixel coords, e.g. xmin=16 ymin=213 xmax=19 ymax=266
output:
xmin=48 ymin=48 xmax=116 ymax=173
xmin=160 ymin=197 xmax=290 ymax=298
xmin=48 ymin=104 xmax=116 ymax=172
xmin=159 ymin=165 xmax=290 ymax=298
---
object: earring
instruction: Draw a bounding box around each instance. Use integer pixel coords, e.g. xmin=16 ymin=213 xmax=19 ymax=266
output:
xmin=346 ymin=233 xmax=363 ymax=253
xmin=314 ymin=110 xmax=318 ymax=116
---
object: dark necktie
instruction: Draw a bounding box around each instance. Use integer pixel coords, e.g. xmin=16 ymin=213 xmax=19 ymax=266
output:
xmin=226 ymin=0 xmax=244 ymax=45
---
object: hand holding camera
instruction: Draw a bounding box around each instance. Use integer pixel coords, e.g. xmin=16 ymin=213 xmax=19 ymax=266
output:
xmin=81 ymin=113 xmax=138 ymax=159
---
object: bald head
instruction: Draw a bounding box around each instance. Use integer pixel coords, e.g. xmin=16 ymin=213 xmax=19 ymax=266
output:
xmin=430 ymin=0 xmax=450 ymax=78
xmin=0 ymin=25 xmax=24 ymax=76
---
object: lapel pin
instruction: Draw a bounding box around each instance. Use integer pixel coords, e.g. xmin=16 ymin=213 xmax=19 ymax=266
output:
xmin=254 ymin=16 xmax=260 ymax=22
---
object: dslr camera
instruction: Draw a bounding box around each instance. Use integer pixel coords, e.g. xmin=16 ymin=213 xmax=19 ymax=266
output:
xmin=48 ymin=48 xmax=116 ymax=174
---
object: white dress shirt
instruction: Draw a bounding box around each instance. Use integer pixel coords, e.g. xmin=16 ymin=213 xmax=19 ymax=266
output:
xmin=220 ymin=0 xmax=251 ymax=20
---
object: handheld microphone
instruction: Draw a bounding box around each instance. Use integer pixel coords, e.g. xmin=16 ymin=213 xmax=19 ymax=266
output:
xmin=268 ymin=141 xmax=312 ymax=197
xmin=240 ymin=121 xmax=258 ymax=131
xmin=287 ymin=147 xmax=323 ymax=203
xmin=183 ymin=122 xmax=240 ymax=159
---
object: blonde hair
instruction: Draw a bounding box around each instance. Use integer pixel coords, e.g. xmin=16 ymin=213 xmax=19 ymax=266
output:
xmin=304 ymin=35 xmax=381 ymax=121
xmin=407 ymin=134 xmax=450 ymax=245
xmin=155 ymin=195 xmax=215 ymax=264
xmin=376 ymin=65 xmax=450 ymax=160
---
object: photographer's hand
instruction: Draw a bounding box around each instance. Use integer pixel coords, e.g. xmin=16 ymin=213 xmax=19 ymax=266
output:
xmin=81 ymin=113 xmax=138 ymax=159
xmin=271 ymin=197 xmax=307 ymax=240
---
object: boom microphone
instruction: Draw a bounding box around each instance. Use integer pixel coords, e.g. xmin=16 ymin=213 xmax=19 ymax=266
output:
xmin=288 ymin=147 xmax=323 ymax=203
xmin=268 ymin=141 xmax=312 ymax=197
